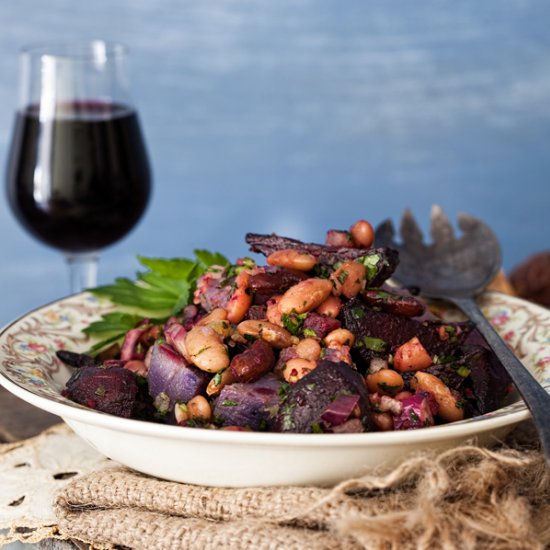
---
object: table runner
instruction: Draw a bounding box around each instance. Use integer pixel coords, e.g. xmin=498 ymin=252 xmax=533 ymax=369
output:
xmin=1 ymin=422 xmax=548 ymax=549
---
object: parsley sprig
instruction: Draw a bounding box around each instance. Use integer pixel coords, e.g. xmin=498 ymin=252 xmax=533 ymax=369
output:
xmin=84 ymin=250 xmax=229 ymax=352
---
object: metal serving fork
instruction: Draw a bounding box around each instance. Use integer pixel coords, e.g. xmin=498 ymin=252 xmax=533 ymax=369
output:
xmin=375 ymin=206 xmax=550 ymax=467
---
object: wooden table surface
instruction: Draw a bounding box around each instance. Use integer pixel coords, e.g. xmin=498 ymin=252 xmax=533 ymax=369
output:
xmin=0 ymin=387 xmax=60 ymax=444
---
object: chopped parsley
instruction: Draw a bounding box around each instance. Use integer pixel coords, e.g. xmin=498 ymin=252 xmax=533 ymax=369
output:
xmin=357 ymin=253 xmax=381 ymax=281
xmin=356 ymin=336 xmax=388 ymax=352
xmin=212 ymin=371 xmax=223 ymax=386
xmin=221 ymin=399 xmax=238 ymax=406
xmin=377 ymin=382 xmax=401 ymax=393
xmin=457 ymin=366 xmax=471 ymax=378
xmin=351 ymin=306 xmax=365 ymax=319
xmin=336 ymin=270 xmax=349 ymax=284
xmin=281 ymin=312 xmax=307 ymax=336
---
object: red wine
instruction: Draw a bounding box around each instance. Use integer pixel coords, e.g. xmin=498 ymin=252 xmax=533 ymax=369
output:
xmin=6 ymin=101 xmax=151 ymax=253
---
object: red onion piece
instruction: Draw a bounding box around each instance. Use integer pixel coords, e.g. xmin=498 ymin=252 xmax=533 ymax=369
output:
xmin=320 ymin=394 xmax=360 ymax=427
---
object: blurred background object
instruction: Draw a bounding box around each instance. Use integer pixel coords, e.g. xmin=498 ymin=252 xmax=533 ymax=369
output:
xmin=510 ymin=251 xmax=550 ymax=308
xmin=1 ymin=0 xmax=549 ymax=326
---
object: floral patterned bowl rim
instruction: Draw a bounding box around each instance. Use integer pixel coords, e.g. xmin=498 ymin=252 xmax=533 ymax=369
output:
xmin=0 ymin=290 xmax=548 ymax=445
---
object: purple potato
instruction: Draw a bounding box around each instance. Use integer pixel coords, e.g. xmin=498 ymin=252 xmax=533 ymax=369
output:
xmin=213 ymin=374 xmax=283 ymax=430
xmin=147 ymin=343 xmax=210 ymax=408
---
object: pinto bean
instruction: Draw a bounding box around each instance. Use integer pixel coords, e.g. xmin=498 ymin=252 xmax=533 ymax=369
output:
xmin=324 ymin=328 xmax=355 ymax=348
xmin=197 ymin=307 xmax=228 ymax=326
xmin=279 ymin=278 xmax=333 ymax=314
xmin=393 ymin=336 xmax=432 ymax=372
xmin=230 ymin=339 xmax=275 ymax=382
xmin=226 ymin=272 xmax=253 ymax=324
xmin=266 ymin=295 xmax=284 ymax=326
xmin=185 ymin=325 xmax=229 ymax=373
xmin=350 ymin=220 xmax=375 ymax=248
xmin=315 ymin=295 xmax=342 ymax=318
xmin=325 ymin=229 xmax=354 ymax=247
xmin=187 ymin=395 xmax=212 ymax=422
xmin=206 ymin=319 xmax=232 ymax=338
xmin=283 ymin=357 xmax=317 ymax=383
xmin=124 ymin=360 xmax=148 ymax=377
xmin=206 ymin=367 xmax=236 ymax=396
xmin=237 ymin=320 xmax=296 ymax=348
xmin=267 ymin=249 xmax=317 ymax=271
xmin=330 ymin=261 xmax=366 ymax=298
xmin=365 ymin=369 xmax=404 ymax=396
xmin=175 ymin=403 xmax=190 ymax=424
xmin=295 ymin=338 xmax=322 ymax=361
xmin=411 ymin=372 xmax=465 ymax=422
xmin=372 ymin=412 xmax=394 ymax=431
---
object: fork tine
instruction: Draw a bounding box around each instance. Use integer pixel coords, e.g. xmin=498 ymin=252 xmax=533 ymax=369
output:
xmin=458 ymin=212 xmax=502 ymax=273
xmin=374 ymin=218 xmax=397 ymax=248
xmin=457 ymin=212 xmax=500 ymax=245
xmin=399 ymin=208 xmax=424 ymax=246
xmin=430 ymin=205 xmax=454 ymax=246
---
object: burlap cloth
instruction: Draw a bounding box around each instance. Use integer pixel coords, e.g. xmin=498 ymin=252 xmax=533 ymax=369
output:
xmin=1 ymin=422 xmax=548 ymax=549
xmin=49 ymin=421 xmax=548 ymax=550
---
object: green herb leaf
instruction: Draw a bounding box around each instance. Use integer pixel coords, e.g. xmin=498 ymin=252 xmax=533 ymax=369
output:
xmin=194 ymin=249 xmax=230 ymax=269
xmin=281 ymin=312 xmax=307 ymax=336
xmin=83 ymin=312 xmax=144 ymax=335
xmin=357 ymin=335 xmax=388 ymax=352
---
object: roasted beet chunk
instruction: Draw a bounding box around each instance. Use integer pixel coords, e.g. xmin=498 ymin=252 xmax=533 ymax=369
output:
xmin=213 ymin=374 xmax=283 ymax=430
xmin=63 ymin=365 xmax=138 ymax=417
xmin=460 ymin=345 xmax=513 ymax=415
xmin=273 ymin=361 xmax=374 ymax=433
xmin=147 ymin=343 xmax=210 ymax=410
xmin=248 ymin=267 xmax=308 ymax=304
xmin=362 ymin=289 xmax=425 ymax=317
xmin=342 ymin=299 xmax=473 ymax=370
xmin=245 ymin=233 xmax=399 ymax=287
xmin=56 ymin=350 xmax=95 ymax=368
xmin=302 ymin=313 xmax=341 ymax=339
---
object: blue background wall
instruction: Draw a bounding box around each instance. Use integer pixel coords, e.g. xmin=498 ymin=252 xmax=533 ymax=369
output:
xmin=1 ymin=1 xmax=549 ymax=326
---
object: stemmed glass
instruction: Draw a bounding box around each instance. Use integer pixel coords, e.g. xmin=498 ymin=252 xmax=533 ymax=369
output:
xmin=6 ymin=41 xmax=151 ymax=293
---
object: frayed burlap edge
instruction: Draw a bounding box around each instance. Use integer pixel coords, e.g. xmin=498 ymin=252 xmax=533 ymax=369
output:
xmin=54 ymin=431 xmax=550 ymax=550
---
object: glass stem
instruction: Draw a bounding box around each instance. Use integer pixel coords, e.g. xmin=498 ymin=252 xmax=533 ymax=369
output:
xmin=65 ymin=252 xmax=99 ymax=294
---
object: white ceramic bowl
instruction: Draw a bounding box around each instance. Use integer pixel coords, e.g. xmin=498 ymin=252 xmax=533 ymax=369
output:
xmin=0 ymin=292 xmax=548 ymax=487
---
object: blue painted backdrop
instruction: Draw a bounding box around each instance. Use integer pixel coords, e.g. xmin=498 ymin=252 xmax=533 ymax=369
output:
xmin=1 ymin=0 xmax=549 ymax=326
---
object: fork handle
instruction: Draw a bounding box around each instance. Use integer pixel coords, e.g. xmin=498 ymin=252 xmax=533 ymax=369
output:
xmin=450 ymin=296 xmax=550 ymax=468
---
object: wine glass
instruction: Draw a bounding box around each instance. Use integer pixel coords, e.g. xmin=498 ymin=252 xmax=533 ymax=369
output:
xmin=6 ymin=40 xmax=152 ymax=293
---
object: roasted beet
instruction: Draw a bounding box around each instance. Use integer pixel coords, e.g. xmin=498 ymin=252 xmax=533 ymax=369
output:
xmin=56 ymin=350 xmax=95 ymax=369
xmin=248 ymin=267 xmax=308 ymax=304
xmin=63 ymin=365 xmax=138 ymax=417
xmin=230 ymin=339 xmax=275 ymax=383
xmin=147 ymin=343 xmax=210 ymax=410
xmin=362 ymin=289 xmax=425 ymax=317
xmin=460 ymin=345 xmax=513 ymax=415
xmin=342 ymin=299 xmax=473 ymax=370
xmin=246 ymin=233 xmax=398 ymax=287
xmin=213 ymin=374 xmax=283 ymax=430
xmin=273 ymin=360 xmax=374 ymax=433
xmin=302 ymin=313 xmax=340 ymax=339
xmin=245 ymin=305 xmax=267 ymax=320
